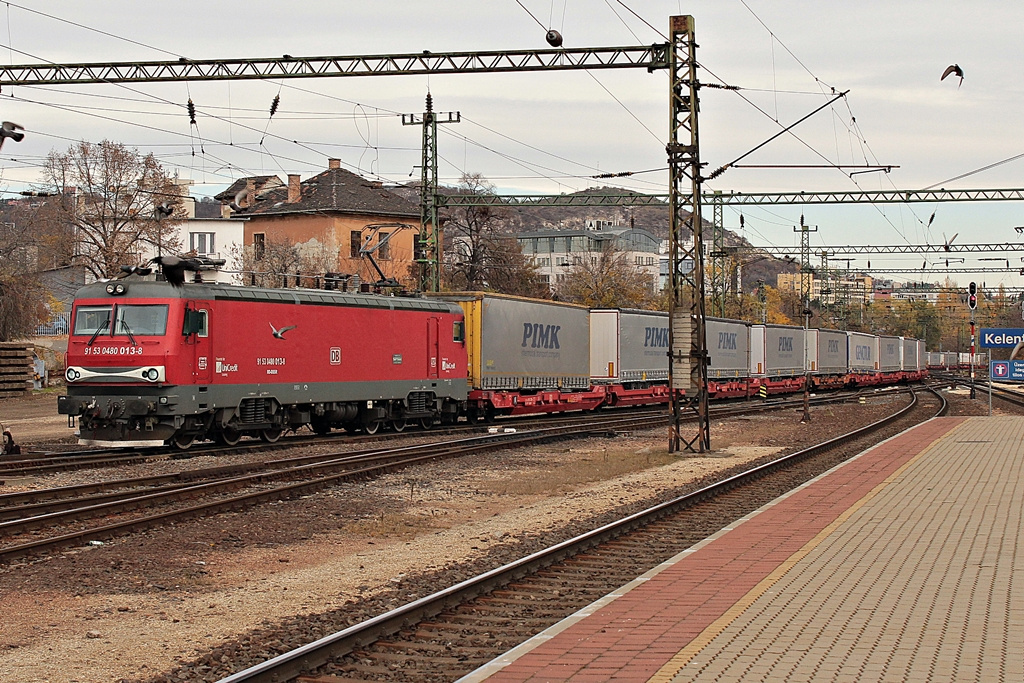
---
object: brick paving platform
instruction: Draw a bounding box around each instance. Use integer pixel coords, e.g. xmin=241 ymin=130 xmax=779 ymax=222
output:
xmin=459 ymin=416 xmax=1024 ymax=682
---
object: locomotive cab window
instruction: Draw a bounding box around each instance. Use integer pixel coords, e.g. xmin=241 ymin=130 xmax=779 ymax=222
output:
xmin=72 ymin=305 xmax=112 ymax=336
xmin=183 ymin=308 xmax=208 ymax=337
xmin=115 ymin=305 xmax=169 ymax=336
xmin=453 ymin=320 xmax=465 ymax=343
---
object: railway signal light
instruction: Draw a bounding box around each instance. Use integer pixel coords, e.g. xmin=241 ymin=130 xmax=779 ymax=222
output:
xmin=968 ymin=281 xmax=978 ymax=310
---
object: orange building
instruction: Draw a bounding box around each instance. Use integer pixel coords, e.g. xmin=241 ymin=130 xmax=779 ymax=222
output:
xmin=218 ymin=160 xmax=422 ymax=288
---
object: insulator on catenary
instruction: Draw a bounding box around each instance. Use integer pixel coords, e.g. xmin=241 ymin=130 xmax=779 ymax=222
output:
xmin=187 ymin=99 xmax=197 ymax=125
xmin=270 ymin=94 xmax=280 ymax=118
xmin=545 ymin=30 xmax=563 ymax=47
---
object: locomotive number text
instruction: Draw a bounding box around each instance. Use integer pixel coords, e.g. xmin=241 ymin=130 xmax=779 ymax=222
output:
xmin=83 ymin=346 xmax=144 ymax=356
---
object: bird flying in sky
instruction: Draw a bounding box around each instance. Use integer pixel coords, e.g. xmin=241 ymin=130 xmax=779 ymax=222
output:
xmin=269 ymin=323 xmax=297 ymax=339
xmin=941 ymin=64 xmax=964 ymax=88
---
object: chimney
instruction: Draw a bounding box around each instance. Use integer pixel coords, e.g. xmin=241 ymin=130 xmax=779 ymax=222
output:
xmin=287 ymin=174 xmax=301 ymax=203
xmin=245 ymin=178 xmax=256 ymax=208
xmin=328 ymin=158 xmax=341 ymax=170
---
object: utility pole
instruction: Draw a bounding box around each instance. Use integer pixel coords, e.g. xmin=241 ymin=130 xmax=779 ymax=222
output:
xmin=709 ymin=190 xmax=726 ymax=317
xmin=667 ymin=15 xmax=710 ymax=453
xmin=968 ymin=281 xmax=978 ymax=399
xmin=819 ymin=249 xmax=832 ymax=321
xmin=796 ymin=215 xmax=816 ymax=423
xmin=795 ymin=215 xmax=817 ymax=327
xmin=757 ymin=279 xmax=768 ymax=324
xmin=402 ymin=93 xmax=460 ymax=292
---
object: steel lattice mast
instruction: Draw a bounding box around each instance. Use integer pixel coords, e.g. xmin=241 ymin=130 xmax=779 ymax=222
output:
xmin=666 ymin=16 xmax=709 ymax=453
xmin=402 ymin=94 xmax=460 ymax=292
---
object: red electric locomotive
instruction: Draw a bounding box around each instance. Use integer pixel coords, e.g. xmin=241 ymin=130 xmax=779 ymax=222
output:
xmin=58 ymin=278 xmax=468 ymax=448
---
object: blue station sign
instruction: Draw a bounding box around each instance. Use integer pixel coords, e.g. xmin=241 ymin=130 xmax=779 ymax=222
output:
xmin=979 ymin=328 xmax=1024 ymax=348
xmin=990 ymin=360 xmax=1024 ymax=381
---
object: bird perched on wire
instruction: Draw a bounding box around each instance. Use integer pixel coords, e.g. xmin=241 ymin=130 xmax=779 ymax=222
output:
xmin=148 ymin=254 xmax=203 ymax=287
xmin=941 ymin=64 xmax=964 ymax=88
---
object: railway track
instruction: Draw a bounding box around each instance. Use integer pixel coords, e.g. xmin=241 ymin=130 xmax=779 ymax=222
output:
xmin=0 ymin=388 xmax=920 ymax=564
xmin=176 ymin=386 xmax=946 ymax=683
xmin=0 ymin=387 xmax=893 ymax=478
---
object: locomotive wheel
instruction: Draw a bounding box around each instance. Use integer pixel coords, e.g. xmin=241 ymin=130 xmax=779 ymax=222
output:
xmin=216 ymin=428 xmax=241 ymax=446
xmin=391 ymin=419 xmax=407 ymax=433
xmin=482 ymin=406 xmax=496 ymax=424
xmin=260 ymin=428 xmax=283 ymax=443
xmin=363 ymin=421 xmax=381 ymax=435
xmin=171 ymin=432 xmax=195 ymax=450
xmin=465 ymin=409 xmax=478 ymax=425
xmin=419 ymin=417 xmax=434 ymax=430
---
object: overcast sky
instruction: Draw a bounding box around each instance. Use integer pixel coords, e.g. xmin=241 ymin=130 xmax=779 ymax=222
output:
xmin=1 ymin=1 xmax=1022 ymax=287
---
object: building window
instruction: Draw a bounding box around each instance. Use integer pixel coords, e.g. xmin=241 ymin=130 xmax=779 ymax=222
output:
xmin=350 ymin=230 xmax=362 ymax=258
xmin=565 ymin=237 xmax=573 ymax=253
xmin=531 ymin=238 xmax=539 ymax=254
xmin=537 ymin=257 xmax=550 ymax=267
xmin=190 ymin=232 xmax=215 ymax=255
xmin=378 ymin=232 xmax=391 ymax=260
xmin=253 ymin=233 xmax=265 ymax=260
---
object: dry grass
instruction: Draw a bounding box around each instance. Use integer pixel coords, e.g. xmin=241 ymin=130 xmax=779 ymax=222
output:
xmin=484 ymin=445 xmax=678 ymax=496
xmin=344 ymin=512 xmax=435 ymax=539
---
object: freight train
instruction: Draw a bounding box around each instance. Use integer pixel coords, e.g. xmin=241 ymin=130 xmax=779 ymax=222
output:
xmin=925 ymin=351 xmax=989 ymax=371
xmin=57 ymin=277 xmax=927 ymax=448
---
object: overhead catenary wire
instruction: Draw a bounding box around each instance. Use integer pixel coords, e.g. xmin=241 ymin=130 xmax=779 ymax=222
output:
xmin=0 ymin=2 xmax=684 ymax=200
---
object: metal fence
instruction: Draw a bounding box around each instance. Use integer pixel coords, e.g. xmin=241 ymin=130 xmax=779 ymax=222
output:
xmin=34 ymin=313 xmax=70 ymax=337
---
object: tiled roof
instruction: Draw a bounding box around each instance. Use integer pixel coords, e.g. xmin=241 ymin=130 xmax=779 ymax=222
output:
xmin=213 ymin=175 xmax=282 ymax=202
xmin=243 ymin=167 xmax=420 ymax=218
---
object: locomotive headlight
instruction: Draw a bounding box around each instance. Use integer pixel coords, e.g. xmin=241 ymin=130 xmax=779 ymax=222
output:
xmin=105 ymin=283 xmax=126 ymax=295
xmin=66 ymin=367 xmax=81 ymax=382
xmin=143 ymin=367 xmax=160 ymax=381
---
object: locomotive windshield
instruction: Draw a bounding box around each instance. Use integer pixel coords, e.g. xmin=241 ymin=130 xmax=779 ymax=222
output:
xmin=72 ymin=304 xmax=169 ymax=337
xmin=72 ymin=306 xmax=111 ymax=336
xmin=115 ymin=305 xmax=169 ymax=336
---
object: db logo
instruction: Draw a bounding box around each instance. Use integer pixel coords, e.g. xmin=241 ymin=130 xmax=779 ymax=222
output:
xmin=330 ymin=347 xmax=342 ymax=365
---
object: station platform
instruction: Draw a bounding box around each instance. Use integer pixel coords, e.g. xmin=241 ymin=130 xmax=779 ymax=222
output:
xmin=459 ymin=416 xmax=1024 ymax=682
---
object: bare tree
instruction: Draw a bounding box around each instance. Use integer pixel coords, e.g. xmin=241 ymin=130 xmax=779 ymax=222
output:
xmin=439 ymin=173 xmax=547 ymax=297
xmin=556 ymin=247 xmax=659 ymax=309
xmin=41 ymin=140 xmax=183 ymax=279
xmin=479 ymin=236 xmax=550 ymax=298
xmin=0 ymin=217 xmax=47 ymax=340
xmin=230 ymin=234 xmax=343 ymax=288
xmin=442 ymin=173 xmax=505 ymax=290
